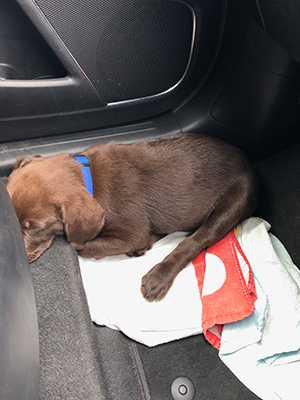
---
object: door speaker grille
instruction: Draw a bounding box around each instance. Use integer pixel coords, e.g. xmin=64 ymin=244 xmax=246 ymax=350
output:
xmin=34 ymin=0 xmax=194 ymax=103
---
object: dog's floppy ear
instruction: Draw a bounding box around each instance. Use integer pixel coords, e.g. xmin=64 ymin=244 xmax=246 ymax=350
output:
xmin=15 ymin=155 xmax=43 ymax=170
xmin=60 ymin=190 xmax=105 ymax=250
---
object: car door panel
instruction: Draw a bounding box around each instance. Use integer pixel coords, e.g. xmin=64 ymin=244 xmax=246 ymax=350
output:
xmin=0 ymin=0 xmax=227 ymax=141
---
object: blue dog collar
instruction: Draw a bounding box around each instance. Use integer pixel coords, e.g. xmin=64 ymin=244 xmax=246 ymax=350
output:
xmin=72 ymin=154 xmax=93 ymax=197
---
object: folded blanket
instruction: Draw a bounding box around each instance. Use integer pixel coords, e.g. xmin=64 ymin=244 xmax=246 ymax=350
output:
xmin=79 ymin=223 xmax=259 ymax=347
xmin=79 ymin=225 xmax=257 ymax=347
xmin=219 ymin=218 xmax=300 ymax=400
xmin=79 ymin=232 xmax=203 ymax=347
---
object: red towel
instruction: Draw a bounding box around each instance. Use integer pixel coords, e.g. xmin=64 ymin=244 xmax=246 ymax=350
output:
xmin=193 ymin=230 xmax=257 ymax=349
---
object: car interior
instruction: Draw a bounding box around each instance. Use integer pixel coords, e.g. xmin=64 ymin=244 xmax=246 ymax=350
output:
xmin=0 ymin=0 xmax=299 ymax=399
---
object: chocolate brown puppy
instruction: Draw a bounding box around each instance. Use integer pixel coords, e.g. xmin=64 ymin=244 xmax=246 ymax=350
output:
xmin=6 ymin=134 xmax=258 ymax=301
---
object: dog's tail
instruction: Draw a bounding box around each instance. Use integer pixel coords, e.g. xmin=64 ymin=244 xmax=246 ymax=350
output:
xmin=141 ymin=170 xmax=259 ymax=301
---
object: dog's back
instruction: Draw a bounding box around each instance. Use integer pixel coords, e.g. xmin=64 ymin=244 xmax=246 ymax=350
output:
xmin=85 ymin=134 xmax=257 ymax=235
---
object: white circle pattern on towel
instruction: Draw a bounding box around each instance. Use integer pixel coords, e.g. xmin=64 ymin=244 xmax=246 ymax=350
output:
xmin=202 ymin=253 xmax=226 ymax=296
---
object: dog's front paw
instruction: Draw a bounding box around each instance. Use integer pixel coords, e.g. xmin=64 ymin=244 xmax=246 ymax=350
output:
xmin=126 ymin=249 xmax=147 ymax=257
xmin=141 ymin=265 xmax=173 ymax=302
xmin=77 ymin=240 xmax=105 ymax=259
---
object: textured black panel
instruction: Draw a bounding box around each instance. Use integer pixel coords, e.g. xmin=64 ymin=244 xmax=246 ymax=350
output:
xmin=0 ymin=0 xmax=66 ymax=80
xmin=34 ymin=0 xmax=193 ymax=103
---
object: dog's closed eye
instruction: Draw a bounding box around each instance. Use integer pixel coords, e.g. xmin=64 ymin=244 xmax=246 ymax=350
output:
xmin=23 ymin=221 xmax=31 ymax=229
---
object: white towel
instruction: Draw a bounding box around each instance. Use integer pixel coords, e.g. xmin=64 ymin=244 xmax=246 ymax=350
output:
xmin=79 ymin=232 xmax=203 ymax=347
xmin=219 ymin=218 xmax=300 ymax=400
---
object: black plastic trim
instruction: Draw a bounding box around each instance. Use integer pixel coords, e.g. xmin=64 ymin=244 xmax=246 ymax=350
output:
xmin=0 ymin=111 xmax=181 ymax=177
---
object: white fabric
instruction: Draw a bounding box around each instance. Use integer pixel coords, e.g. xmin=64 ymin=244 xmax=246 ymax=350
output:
xmin=79 ymin=232 xmax=202 ymax=347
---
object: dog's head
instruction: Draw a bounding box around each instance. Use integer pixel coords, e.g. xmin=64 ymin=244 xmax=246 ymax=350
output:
xmin=6 ymin=154 xmax=105 ymax=262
